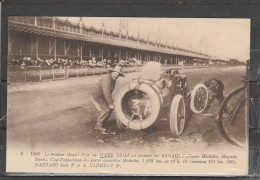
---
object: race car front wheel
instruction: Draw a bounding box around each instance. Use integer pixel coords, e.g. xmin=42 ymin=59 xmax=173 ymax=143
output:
xmin=190 ymin=83 xmax=209 ymax=114
xmin=169 ymin=94 xmax=186 ymax=137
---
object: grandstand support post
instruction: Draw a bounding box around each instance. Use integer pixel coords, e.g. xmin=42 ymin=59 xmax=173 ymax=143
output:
xmin=80 ymin=44 xmax=83 ymax=61
xmin=77 ymin=43 xmax=80 ymax=57
xmin=101 ymin=46 xmax=104 ymax=61
xmin=30 ymin=36 xmax=34 ymax=54
xmin=89 ymin=47 xmax=92 ymax=57
xmin=64 ymin=41 xmax=71 ymax=56
xmin=128 ymin=49 xmax=131 ymax=58
xmin=122 ymin=49 xmax=125 ymax=60
xmin=108 ymin=49 xmax=111 ymax=59
xmin=54 ymin=39 xmax=57 ymax=60
xmin=49 ymin=39 xmax=51 ymax=54
xmin=39 ymin=66 xmax=42 ymax=81
xmin=64 ymin=41 xmax=66 ymax=55
xmin=36 ymin=38 xmax=39 ymax=59
xmin=119 ymin=49 xmax=121 ymax=61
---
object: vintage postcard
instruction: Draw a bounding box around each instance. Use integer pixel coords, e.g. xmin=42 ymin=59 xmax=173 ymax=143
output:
xmin=6 ymin=17 xmax=250 ymax=175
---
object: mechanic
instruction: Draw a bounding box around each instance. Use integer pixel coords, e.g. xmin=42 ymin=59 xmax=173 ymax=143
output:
xmin=203 ymin=77 xmax=225 ymax=109
xmin=91 ymin=65 xmax=125 ymax=133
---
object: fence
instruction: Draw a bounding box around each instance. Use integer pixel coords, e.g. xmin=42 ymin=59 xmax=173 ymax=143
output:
xmin=8 ymin=65 xmax=143 ymax=83
xmin=8 ymin=64 xmax=216 ymax=83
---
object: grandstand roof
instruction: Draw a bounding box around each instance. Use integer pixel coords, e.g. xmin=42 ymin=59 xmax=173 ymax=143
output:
xmin=9 ymin=19 xmax=211 ymax=59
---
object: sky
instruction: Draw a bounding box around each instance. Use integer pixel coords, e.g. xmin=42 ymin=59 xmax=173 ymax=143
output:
xmin=58 ymin=17 xmax=250 ymax=61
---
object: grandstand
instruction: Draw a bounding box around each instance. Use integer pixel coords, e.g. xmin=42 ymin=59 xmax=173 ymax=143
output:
xmin=8 ymin=16 xmax=216 ymax=66
xmin=8 ymin=17 xmax=234 ymax=83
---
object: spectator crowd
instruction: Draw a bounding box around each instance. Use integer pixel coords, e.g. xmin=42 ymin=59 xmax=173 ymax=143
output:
xmin=9 ymin=56 xmax=144 ymax=68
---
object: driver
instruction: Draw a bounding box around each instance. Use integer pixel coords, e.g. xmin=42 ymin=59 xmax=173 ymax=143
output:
xmin=91 ymin=65 xmax=125 ymax=133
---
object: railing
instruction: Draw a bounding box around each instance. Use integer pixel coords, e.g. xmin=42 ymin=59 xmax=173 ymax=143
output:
xmin=8 ymin=65 xmax=143 ymax=83
xmin=7 ymin=64 xmax=218 ymax=84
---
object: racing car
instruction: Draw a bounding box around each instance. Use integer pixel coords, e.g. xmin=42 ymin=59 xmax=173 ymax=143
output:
xmin=114 ymin=62 xmax=209 ymax=137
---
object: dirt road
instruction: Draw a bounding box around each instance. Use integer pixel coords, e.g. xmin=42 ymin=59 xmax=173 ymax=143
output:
xmin=7 ymin=66 xmax=246 ymax=150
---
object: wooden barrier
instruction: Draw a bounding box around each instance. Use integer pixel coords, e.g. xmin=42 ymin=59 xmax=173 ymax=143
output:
xmin=8 ymin=64 xmax=225 ymax=83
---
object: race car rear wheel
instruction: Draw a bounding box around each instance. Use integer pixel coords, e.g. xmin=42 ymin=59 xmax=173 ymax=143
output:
xmin=169 ymin=94 xmax=186 ymax=137
xmin=115 ymin=83 xmax=161 ymax=130
xmin=190 ymin=83 xmax=209 ymax=114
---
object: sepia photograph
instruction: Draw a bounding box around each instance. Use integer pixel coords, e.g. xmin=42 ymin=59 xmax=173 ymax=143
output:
xmin=6 ymin=17 xmax=250 ymax=175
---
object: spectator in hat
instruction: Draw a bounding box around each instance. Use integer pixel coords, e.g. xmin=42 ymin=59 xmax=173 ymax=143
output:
xmin=91 ymin=65 xmax=125 ymax=133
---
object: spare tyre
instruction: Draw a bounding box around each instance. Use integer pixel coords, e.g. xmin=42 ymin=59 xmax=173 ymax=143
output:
xmin=115 ymin=83 xmax=162 ymax=130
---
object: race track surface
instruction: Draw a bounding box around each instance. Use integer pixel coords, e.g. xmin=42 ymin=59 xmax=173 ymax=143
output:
xmin=7 ymin=66 xmax=246 ymax=150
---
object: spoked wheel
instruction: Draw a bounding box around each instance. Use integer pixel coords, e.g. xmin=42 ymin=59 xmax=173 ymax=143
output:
xmin=190 ymin=84 xmax=209 ymax=114
xmin=218 ymin=86 xmax=247 ymax=147
xmin=169 ymin=94 xmax=186 ymax=137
